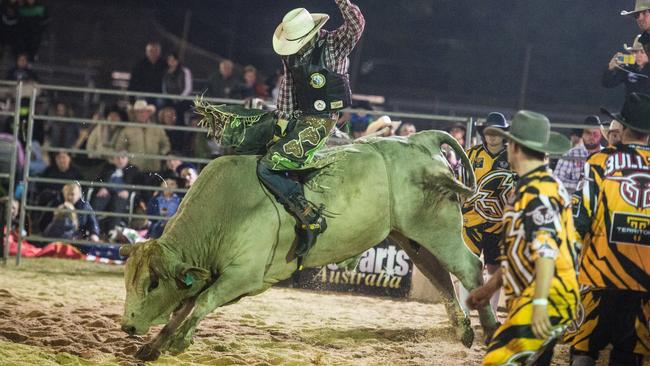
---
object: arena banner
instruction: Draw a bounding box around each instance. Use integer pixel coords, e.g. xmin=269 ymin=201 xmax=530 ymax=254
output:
xmin=280 ymin=238 xmax=413 ymax=298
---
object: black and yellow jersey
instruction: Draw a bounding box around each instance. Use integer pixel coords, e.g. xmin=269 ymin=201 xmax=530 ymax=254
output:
xmin=499 ymin=166 xmax=580 ymax=307
xmin=460 ymin=144 xmax=516 ymax=234
xmin=576 ymin=143 xmax=650 ymax=292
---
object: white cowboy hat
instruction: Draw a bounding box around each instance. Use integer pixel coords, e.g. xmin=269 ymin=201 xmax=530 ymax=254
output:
xmin=273 ymin=8 xmax=329 ymax=56
xmin=130 ymin=99 xmax=156 ymax=113
xmin=621 ymin=0 xmax=650 ymax=16
xmin=624 ymin=34 xmax=645 ymax=52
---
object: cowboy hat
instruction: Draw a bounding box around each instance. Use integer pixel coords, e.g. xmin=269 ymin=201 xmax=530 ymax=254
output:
xmin=624 ymin=34 xmax=645 ymax=52
xmin=621 ymin=0 xmax=650 ymax=16
xmin=485 ymin=110 xmax=570 ymax=155
xmin=273 ymin=8 xmax=329 ymax=56
xmin=130 ymin=100 xmax=156 ymax=113
xmin=477 ymin=112 xmax=508 ymax=137
xmin=601 ymin=93 xmax=650 ymax=134
xmin=600 ymin=119 xmax=624 ymax=138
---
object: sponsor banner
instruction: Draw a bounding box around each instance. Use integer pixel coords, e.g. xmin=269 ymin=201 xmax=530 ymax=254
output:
xmin=279 ymin=238 xmax=413 ymax=298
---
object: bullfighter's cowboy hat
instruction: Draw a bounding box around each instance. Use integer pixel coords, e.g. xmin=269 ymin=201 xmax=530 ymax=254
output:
xmin=273 ymin=8 xmax=329 ymax=56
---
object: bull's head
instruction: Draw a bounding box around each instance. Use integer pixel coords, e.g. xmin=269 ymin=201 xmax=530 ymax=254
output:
xmin=119 ymin=240 xmax=211 ymax=335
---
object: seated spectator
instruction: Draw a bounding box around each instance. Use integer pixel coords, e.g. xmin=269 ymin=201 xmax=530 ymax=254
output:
xmin=159 ymin=152 xmax=182 ymax=178
xmin=158 ymin=106 xmax=188 ymax=154
xmin=553 ymin=115 xmax=603 ymax=194
xmin=448 ymin=123 xmax=466 ymax=147
xmin=396 ymin=122 xmax=417 ymax=137
xmin=46 ymin=101 xmax=79 ymax=148
xmin=177 ymin=162 xmax=197 ymax=189
xmin=91 ymin=151 xmax=141 ymax=233
xmin=207 ymin=59 xmax=239 ymax=99
xmin=234 ymin=65 xmax=268 ymax=99
xmin=602 ymin=34 xmax=650 ymax=97
xmin=87 ymin=107 xmax=126 ymax=160
xmin=114 ymin=100 xmax=171 ymax=173
xmin=600 ymin=119 xmax=623 ymax=146
xmin=44 ymin=183 xmax=99 ymax=242
xmin=364 ymin=115 xmax=396 ymax=137
xmin=5 ymin=53 xmax=37 ymax=82
xmin=35 ymin=151 xmax=83 ymax=232
xmin=146 ymin=177 xmax=180 ymax=239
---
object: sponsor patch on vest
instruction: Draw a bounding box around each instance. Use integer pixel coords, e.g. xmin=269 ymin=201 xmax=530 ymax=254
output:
xmin=609 ymin=212 xmax=650 ymax=245
xmin=473 ymin=157 xmax=484 ymax=169
xmin=330 ymin=100 xmax=344 ymax=109
xmin=314 ymin=100 xmax=326 ymax=111
xmin=310 ymin=73 xmax=326 ymax=89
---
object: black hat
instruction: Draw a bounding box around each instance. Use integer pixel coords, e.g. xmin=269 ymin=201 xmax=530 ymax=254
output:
xmin=583 ymin=115 xmax=601 ymax=127
xmin=477 ymin=112 xmax=508 ymax=138
xmin=601 ymin=93 xmax=650 ymax=134
xmin=176 ymin=162 xmax=197 ymax=175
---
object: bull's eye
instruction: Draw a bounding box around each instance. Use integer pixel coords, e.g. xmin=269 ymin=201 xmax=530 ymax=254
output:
xmin=148 ymin=278 xmax=159 ymax=292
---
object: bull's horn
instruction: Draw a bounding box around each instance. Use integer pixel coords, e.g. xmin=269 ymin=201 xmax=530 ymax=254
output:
xmin=119 ymin=245 xmax=134 ymax=257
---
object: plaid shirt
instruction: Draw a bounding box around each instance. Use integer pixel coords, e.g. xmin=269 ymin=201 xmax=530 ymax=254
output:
xmin=553 ymin=144 xmax=591 ymax=194
xmin=277 ymin=0 xmax=365 ymax=117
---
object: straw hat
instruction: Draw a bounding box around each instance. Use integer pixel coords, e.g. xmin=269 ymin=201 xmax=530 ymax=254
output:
xmin=624 ymin=35 xmax=644 ymax=52
xmin=273 ymin=8 xmax=329 ymax=56
xmin=130 ymin=100 xmax=156 ymax=113
xmin=621 ymin=0 xmax=650 ymax=16
xmin=485 ymin=110 xmax=570 ymax=155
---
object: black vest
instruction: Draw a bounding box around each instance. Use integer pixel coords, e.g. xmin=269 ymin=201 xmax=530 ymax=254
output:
xmin=288 ymin=40 xmax=352 ymax=114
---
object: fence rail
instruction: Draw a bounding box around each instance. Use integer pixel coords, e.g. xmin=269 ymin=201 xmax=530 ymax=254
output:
xmin=0 ymin=82 xmax=605 ymax=265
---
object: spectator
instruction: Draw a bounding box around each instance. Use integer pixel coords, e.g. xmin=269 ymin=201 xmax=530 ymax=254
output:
xmin=44 ymin=183 xmax=99 ymax=242
xmin=0 ymin=0 xmax=20 ymax=58
xmin=569 ymin=129 xmax=583 ymax=148
xmin=159 ymin=152 xmax=182 ymax=178
xmin=162 ymin=52 xmax=193 ymax=123
xmin=128 ymin=41 xmax=166 ymax=101
xmin=146 ymin=176 xmax=180 ymax=239
xmin=114 ymin=100 xmax=171 ymax=173
xmin=602 ymin=35 xmax=650 ymax=98
xmin=206 ymin=59 xmax=239 ymax=99
xmin=600 ymin=119 xmax=624 ymax=146
xmin=396 ymin=122 xmax=417 ymax=137
xmin=91 ymin=151 xmax=140 ymax=233
xmin=553 ymin=115 xmax=603 ymax=194
xmin=37 ymin=151 xmax=82 ymax=194
xmin=364 ymin=115 xmax=395 ymax=137
xmin=87 ymin=107 xmax=126 ymax=160
xmin=622 ymin=1 xmax=650 ymax=55
xmin=17 ymin=0 xmax=48 ymax=61
xmin=5 ymin=52 xmax=37 ymax=82
xmin=448 ymin=123 xmax=466 ymax=147
xmin=234 ymin=65 xmax=268 ymax=99
xmin=176 ymin=162 xmax=197 ymax=189
xmin=47 ymin=101 xmax=79 ymax=148
xmin=158 ymin=106 xmax=187 ymax=155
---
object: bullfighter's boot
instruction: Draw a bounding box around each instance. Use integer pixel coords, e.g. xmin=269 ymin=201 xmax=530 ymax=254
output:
xmin=285 ymin=192 xmax=327 ymax=257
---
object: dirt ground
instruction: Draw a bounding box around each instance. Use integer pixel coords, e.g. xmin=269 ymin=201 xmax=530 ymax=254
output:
xmin=0 ymin=258 xmax=596 ymax=365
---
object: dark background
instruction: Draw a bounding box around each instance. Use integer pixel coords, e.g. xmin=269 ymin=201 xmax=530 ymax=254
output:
xmin=42 ymin=0 xmax=641 ymax=121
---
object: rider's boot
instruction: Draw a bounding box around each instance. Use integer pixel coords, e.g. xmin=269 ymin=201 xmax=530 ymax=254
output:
xmin=285 ymin=192 xmax=327 ymax=257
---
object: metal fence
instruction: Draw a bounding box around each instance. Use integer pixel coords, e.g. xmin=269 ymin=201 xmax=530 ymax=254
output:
xmin=0 ymin=82 xmax=598 ymax=265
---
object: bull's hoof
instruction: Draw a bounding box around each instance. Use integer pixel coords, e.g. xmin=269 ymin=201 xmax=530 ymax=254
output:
xmin=483 ymin=321 xmax=500 ymax=345
xmin=135 ymin=343 xmax=161 ymax=361
xmin=457 ymin=316 xmax=474 ymax=348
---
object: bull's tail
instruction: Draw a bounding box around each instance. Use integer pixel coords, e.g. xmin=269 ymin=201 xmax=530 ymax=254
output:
xmin=436 ymin=132 xmax=476 ymax=198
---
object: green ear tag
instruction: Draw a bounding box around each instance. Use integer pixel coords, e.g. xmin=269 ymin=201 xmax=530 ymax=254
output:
xmin=183 ymin=273 xmax=194 ymax=286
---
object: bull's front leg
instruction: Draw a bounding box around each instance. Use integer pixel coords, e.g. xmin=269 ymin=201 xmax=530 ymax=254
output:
xmin=166 ymin=270 xmax=265 ymax=355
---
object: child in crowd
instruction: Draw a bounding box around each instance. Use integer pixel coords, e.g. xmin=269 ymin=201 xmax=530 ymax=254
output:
xmin=146 ymin=177 xmax=181 ymax=239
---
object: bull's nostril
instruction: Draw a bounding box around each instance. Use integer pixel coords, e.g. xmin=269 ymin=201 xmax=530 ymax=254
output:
xmin=121 ymin=324 xmax=136 ymax=335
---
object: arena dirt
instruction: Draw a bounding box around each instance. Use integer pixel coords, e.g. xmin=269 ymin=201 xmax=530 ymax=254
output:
xmin=0 ymin=258 xmax=607 ymax=365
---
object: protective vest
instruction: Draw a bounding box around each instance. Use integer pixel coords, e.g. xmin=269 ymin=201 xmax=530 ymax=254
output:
xmin=288 ymin=40 xmax=351 ymax=115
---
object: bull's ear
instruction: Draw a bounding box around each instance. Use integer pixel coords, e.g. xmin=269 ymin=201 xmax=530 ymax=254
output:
xmin=175 ymin=264 xmax=211 ymax=289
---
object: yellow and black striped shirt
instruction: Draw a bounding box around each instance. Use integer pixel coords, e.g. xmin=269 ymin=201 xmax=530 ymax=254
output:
xmin=499 ymin=166 xmax=580 ymax=306
xmin=460 ymin=144 xmax=515 ymax=234
xmin=576 ymin=143 xmax=650 ymax=291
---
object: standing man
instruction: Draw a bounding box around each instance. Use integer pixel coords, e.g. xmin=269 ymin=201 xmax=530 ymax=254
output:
xmin=566 ymin=93 xmax=650 ymax=366
xmin=128 ymin=41 xmax=166 ymax=103
xmin=467 ymin=111 xmax=580 ymax=366
xmin=623 ymin=0 xmax=650 ymax=55
xmin=553 ymin=115 xmax=603 ymax=195
xmin=603 ymin=34 xmax=650 ymax=98
xmin=256 ymin=0 xmax=364 ymax=257
xmin=458 ymin=112 xmax=515 ymax=315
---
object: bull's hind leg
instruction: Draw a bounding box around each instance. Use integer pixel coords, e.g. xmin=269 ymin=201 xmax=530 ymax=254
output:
xmin=395 ymin=200 xmax=499 ymax=344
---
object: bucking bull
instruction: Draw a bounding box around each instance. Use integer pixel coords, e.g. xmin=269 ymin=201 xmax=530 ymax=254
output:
xmin=119 ymin=130 xmax=499 ymax=360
